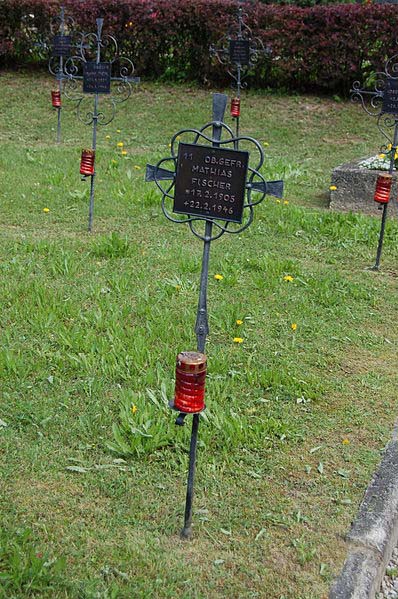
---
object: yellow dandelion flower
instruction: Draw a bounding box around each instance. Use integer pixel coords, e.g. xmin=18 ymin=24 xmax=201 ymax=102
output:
xmin=134 ymin=165 xmax=142 ymax=170
xmin=233 ymin=337 xmax=244 ymax=343
xmin=276 ymin=199 xmax=281 ymax=204
xmin=329 ymin=185 xmax=337 ymax=191
xmin=117 ymin=142 xmax=124 ymax=148
xmin=175 ymin=284 xmax=181 ymax=291
xmin=214 ymin=273 xmax=223 ymax=281
xmin=121 ymin=150 xmax=128 ymax=156
xmin=105 ymin=135 xmax=111 ymax=140
xmin=236 ymin=319 xmax=243 ymax=325
xmin=378 ymin=154 xmax=386 ymax=159
xmin=116 ymin=129 xmax=121 ymax=133
xmin=283 ymin=275 xmax=294 ymax=282
xmin=111 ymin=159 xmax=118 ymax=165
xmin=131 ymin=404 xmax=138 ymax=415
xmin=342 ymin=438 xmax=350 ymax=445
xmin=284 ymin=200 xmax=289 ymax=205
xmin=43 ymin=207 xmax=50 ymax=213
xmin=387 ymin=143 xmax=392 ymax=150
xmin=263 ymin=142 xmax=269 ymax=146
xmin=168 ymin=143 xmax=172 ymax=148
xmin=291 ymin=323 xmax=297 ymax=331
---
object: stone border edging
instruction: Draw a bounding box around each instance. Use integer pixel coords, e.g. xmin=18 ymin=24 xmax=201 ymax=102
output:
xmin=330 ymin=425 xmax=398 ymax=599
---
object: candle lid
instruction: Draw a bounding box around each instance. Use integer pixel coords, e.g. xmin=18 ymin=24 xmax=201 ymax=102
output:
xmin=176 ymin=351 xmax=206 ymax=372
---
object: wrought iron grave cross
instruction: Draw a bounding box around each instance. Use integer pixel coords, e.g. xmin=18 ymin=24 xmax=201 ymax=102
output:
xmin=210 ymin=3 xmax=269 ymax=140
xmin=145 ymin=93 xmax=283 ymax=539
xmin=33 ymin=4 xmax=78 ymax=143
xmin=64 ymin=18 xmax=140 ymax=231
xmin=351 ymin=52 xmax=398 ymax=270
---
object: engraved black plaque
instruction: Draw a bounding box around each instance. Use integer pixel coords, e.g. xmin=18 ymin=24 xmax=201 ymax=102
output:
xmin=174 ymin=143 xmax=249 ymax=223
xmin=83 ymin=62 xmax=111 ymax=94
xmin=52 ymin=35 xmax=72 ymax=57
xmin=229 ymin=39 xmax=250 ymax=65
xmin=382 ymin=78 xmax=398 ymax=115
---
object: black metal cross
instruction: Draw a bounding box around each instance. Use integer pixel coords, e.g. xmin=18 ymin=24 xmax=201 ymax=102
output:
xmin=64 ymin=18 xmax=140 ymax=231
xmin=209 ymin=3 xmax=270 ymax=140
xmin=33 ymin=4 xmax=78 ymax=142
xmin=351 ymin=52 xmax=398 ymax=270
xmin=145 ymin=92 xmax=283 ymax=539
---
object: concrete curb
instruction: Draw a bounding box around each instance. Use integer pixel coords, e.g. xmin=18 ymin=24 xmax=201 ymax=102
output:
xmin=330 ymin=425 xmax=398 ymax=599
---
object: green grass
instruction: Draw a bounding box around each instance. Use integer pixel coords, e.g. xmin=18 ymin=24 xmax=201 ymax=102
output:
xmin=1 ymin=69 xmax=398 ymax=598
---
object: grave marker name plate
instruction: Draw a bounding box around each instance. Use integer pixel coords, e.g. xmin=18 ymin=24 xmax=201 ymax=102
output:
xmin=174 ymin=143 xmax=249 ymax=223
xmin=229 ymin=39 xmax=250 ymax=65
xmin=52 ymin=35 xmax=72 ymax=57
xmin=382 ymin=78 xmax=398 ymax=115
xmin=83 ymin=62 xmax=111 ymax=94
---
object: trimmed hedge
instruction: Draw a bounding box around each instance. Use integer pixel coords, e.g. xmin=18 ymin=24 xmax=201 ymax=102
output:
xmin=1 ymin=0 xmax=398 ymax=92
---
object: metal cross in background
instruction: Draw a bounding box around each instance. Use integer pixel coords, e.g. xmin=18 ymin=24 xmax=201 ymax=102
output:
xmin=351 ymin=51 xmax=398 ymax=270
xmin=210 ymin=2 xmax=270 ymax=141
xmin=64 ymin=18 xmax=140 ymax=232
xmin=146 ymin=93 xmax=283 ymax=539
xmin=32 ymin=4 xmax=79 ymax=143
xmin=48 ymin=5 xmax=76 ymax=143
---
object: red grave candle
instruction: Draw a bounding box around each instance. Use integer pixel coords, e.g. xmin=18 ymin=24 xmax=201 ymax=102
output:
xmin=80 ymin=149 xmax=95 ymax=176
xmin=173 ymin=351 xmax=207 ymax=413
xmin=374 ymin=173 xmax=392 ymax=204
xmin=230 ymin=97 xmax=241 ymax=118
xmin=51 ymin=90 xmax=61 ymax=108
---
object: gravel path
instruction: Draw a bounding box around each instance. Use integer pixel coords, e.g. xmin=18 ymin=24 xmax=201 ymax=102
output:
xmin=378 ymin=548 xmax=398 ymax=599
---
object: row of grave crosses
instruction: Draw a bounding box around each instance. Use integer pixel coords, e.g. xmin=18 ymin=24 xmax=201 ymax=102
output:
xmin=39 ymin=4 xmax=269 ymax=231
xmin=33 ymin=2 xmax=398 ymax=540
xmin=36 ymin=4 xmax=398 ymax=261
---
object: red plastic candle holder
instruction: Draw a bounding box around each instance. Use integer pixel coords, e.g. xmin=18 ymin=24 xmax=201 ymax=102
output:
xmin=173 ymin=351 xmax=207 ymax=414
xmin=230 ymin=97 xmax=241 ymax=118
xmin=374 ymin=173 xmax=392 ymax=204
xmin=80 ymin=149 xmax=95 ymax=176
xmin=51 ymin=90 xmax=61 ymax=108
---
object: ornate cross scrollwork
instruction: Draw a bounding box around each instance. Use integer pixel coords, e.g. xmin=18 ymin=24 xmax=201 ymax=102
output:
xmin=63 ymin=18 xmax=140 ymax=126
xmin=146 ymin=93 xmax=283 ymax=242
xmin=351 ymin=52 xmax=398 ymax=147
xmin=209 ymin=5 xmax=270 ymax=92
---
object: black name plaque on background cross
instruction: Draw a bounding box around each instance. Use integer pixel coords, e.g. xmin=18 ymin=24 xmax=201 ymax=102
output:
xmin=83 ymin=62 xmax=112 ymax=94
xmin=52 ymin=34 xmax=72 ymax=57
xmin=382 ymin=78 xmax=398 ymax=115
xmin=229 ymin=39 xmax=250 ymax=65
xmin=174 ymin=143 xmax=249 ymax=223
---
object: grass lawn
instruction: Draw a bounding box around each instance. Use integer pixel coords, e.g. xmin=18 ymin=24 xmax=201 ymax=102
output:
xmin=1 ymin=69 xmax=398 ymax=598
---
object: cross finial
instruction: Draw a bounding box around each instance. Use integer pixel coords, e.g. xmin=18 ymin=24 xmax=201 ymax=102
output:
xmin=212 ymin=93 xmax=227 ymax=143
xmin=96 ymin=18 xmax=104 ymax=40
